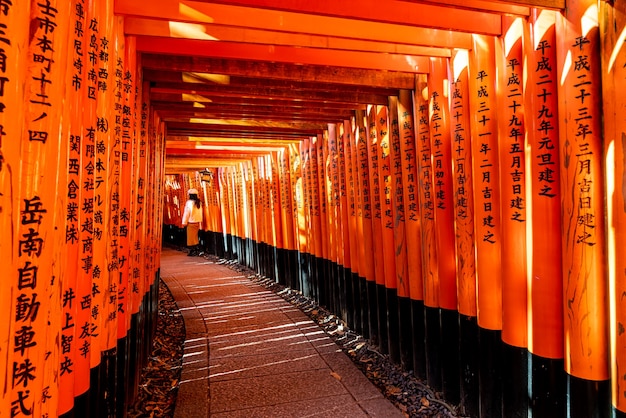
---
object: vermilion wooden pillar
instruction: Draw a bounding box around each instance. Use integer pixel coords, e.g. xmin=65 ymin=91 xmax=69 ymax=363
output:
xmin=497 ymin=16 xmax=529 ymax=418
xmin=428 ymin=57 xmax=460 ymax=404
xmin=556 ymin=2 xmax=610 ymax=416
xmin=449 ymin=49 xmax=479 ymax=418
xmin=14 ymin=1 xmax=72 ymax=415
xmin=525 ymin=10 xmax=566 ymax=417
xmin=387 ymin=98 xmax=407 ymax=365
xmin=345 ymin=119 xmax=363 ymax=333
xmin=0 ymin=2 xmax=29 ymax=414
xmin=355 ymin=111 xmax=374 ymax=338
xmin=414 ymin=74 xmax=442 ymax=391
xmin=337 ymin=123 xmax=354 ymax=325
xmin=366 ymin=106 xmax=384 ymax=347
xmin=600 ymin=2 xmax=626 ymax=414
xmin=376 ymin=106 xmax=395 ymax=356
xmin=397 ymin=90 xmax=426 ymax=379
xmin=469 ymin=34 xmax=503 ymax=418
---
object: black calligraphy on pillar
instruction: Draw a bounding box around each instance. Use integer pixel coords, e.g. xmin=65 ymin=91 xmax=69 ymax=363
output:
xmin=418 ymin=103 xmax=433 ymax=221
xmin=534 ymin=39 xmax=559 ymax=202
xmin=571 ymin=35 xmax=596 ymax=247
xmin=506 ymin=57 xmax=525 ymax=222
xmin=431 ymin=92 xmax=446 ymax=210
xmin=451 ymin=79 xmax=469 ymax=220
xmin=475 ymin=69 xmax=496 ymax=244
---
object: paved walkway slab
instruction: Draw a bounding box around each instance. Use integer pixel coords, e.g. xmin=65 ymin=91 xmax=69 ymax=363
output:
xmin=160 ymin=248 xmax=403 ymax=418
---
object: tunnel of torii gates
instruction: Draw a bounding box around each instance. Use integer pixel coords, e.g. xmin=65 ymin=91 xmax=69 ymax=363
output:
xmin=7 ymin=0 xmax=626 ymax=418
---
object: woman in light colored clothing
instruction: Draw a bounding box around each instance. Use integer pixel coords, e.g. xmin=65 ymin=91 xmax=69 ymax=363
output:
xmin=182 ymin=188 xmax=204 ymax=256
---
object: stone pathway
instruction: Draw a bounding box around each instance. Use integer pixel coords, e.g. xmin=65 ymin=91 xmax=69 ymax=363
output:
xmin=159 ymin=248 xmax=404 ymax=418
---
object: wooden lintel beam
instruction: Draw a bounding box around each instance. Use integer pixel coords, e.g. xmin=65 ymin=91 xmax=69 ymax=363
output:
xmin=150 ymin=93 xmax=367 ymax=110
xmin=159 ymin=118 xmax=329 ymax=131
xmin=166 ymin=131 xmax=310 ymax=140
xmin=125 ymin=17 xmax=452 ymax=58
xmin=166 ymin=122 xmax=321 ymax=135
xmin=141 ymin=54 xmax=417 ymax=89
xmin=149 ymin=83 xmax=390 ymax=106
xmin=143 ymin=71 xmax=401 ymax=96
xmin=137 ymin=37 xmax=429 ymax=74
xmin=156 ymin=110 xmax=346 ymax=124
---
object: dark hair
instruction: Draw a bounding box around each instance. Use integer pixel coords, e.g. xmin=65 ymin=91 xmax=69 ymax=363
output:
xmin=190 ymin=194 xmax=201 ymax=209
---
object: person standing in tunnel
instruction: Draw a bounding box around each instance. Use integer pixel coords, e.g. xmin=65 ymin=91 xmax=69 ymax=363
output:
xmin=182 ymin=188 xmax=204 ymax=256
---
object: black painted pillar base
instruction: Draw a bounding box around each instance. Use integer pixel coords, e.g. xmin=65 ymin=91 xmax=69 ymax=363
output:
xmin=478 ymin=327 xmax=503 ymax=418
xmin=614 ymin=407 xmax=626 ymax=418
xmin=343 ymin=267 xmax=354 ymax=327
xmin=116 ymin=335 xmax=129 ymax=416
xmin=398 ymin=296 xmax=413 ymax=371
xmin=376 ymin=283 xmax=389 ymax=354
xmin=567 ymin=374 xmax=610 ymax=418
xmin=300 ymin=252 xmax=312 ymax=298
xmin=502 ymin=343 xmax=528 ymax=418
xmin=315 ymin=256 xmax=325 ymax=306
xmin=74 ymin=390 xmax=90 ymax=418
xmin=530 ymin=353 xmax=565 ymax=418
xmin=352 ymin=272 xmax=362 ymax=334
xmin=337 ymin=265 xmax=348 ymax=323
xmin=425 ymin=305 xmax=442 ymax=391
xmin=441 ymin=308 xmax=460 ymax=405
xmin=359 ymin=276 xmax=369 ymax=339
xmin=386 ymin=287 xmax=400 ymax=364
xmin=290 ymin=250 xmax=299 ymax=292
xmin=367 ymin=280 xmax=379 ymax=347
xmin=89 ymin=364 xmax=102 ymax=418
xmin=411 ymin=300 xmax=427 ymax=381
xmin=459 ymin=314 xmax=479 ymax=418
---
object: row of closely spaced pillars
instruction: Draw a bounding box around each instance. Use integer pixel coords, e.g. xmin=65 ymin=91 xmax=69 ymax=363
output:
xmin=164 ymin=3 xmax=626 ymax=417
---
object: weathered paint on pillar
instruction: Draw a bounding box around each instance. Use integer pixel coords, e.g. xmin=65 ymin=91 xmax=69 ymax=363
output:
xmin=450 ymin=50 xmax=477 ymax=318
xmin=376 ymin=106 xmax=397 ymax=291
xmin=397 ymin=90 xmax=424 ymax=303
xmin=498 ymin=16 xmax=528 ymax=349
xmin=526 ymin=9 xmax=564 ymax=360
xmin=469 ymin=34 xmax=502 ymax=332
xmin=388 ymin=98 xmax=409 ymax=298
xmin=600 ymin=0 xmax=626 ymax=412
xmin=556 ymin=0 xmax=609 ymax=383
xmin=428 ymin=58 xmax=457 ymax=311
xmin=415 ymin=75 xmax=438 ymax=308
xmin=367 ymin=107 xmax=385 ymax=287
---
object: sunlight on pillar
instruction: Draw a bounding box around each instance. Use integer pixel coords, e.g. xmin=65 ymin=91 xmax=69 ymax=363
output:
xmin=503 ymin=18 xmax=523 ymax=57
xmin=452 ymin=49 xmax=468 ymax=83
xmin=606 ymin=141 xmax=618 ymax=403
xmin=580 ymin=3 xmax=598 ymax=37
xmin=608 ymin=26 xmax=626 ymax=72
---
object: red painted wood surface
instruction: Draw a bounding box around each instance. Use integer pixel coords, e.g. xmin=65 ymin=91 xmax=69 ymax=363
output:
xmin=398 ymin=90 xmax=424 ymax=302
xmin=469 ymin=34 xmax=502 ymax=331
xmin=600 ymin=0 xmax=626 ymax=409
xmin=388 ymin=98 xmax=409 ymax=297
xmin=449 ymin=51 xmax=477 ymax=318
xmin=498 ymin=16 xmax=528 ymax=349
xmin=428 ymin=58 xmax=457 ymax=311
xmin=415 ymin=74 xmax=439 ymax=308
xmin=557 ymin=0 xmax=609 ymax=381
